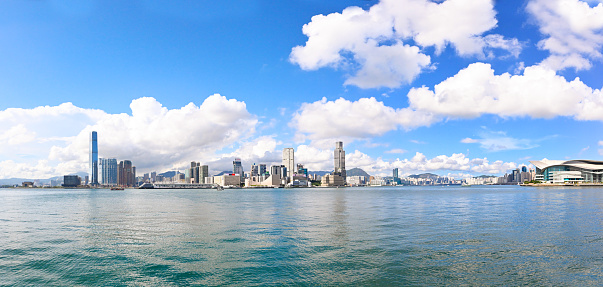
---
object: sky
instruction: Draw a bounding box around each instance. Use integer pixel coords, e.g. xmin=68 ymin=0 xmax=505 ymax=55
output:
xmin=1 ymin=0 xmax=603 ymax=179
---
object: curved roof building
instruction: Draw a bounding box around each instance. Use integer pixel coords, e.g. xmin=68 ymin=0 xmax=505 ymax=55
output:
xmin=530 ymin=160 xmax=603 ymax=183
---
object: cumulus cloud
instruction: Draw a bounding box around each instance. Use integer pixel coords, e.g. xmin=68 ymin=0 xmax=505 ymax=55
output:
xmin=407 ymin=62 xmax=603 ymax=120
xmin=290 ymin=97 xmax=437 ymax=142
xmin=385 ymin=149 xmax=408 ymax=154
xmin=0 ymin=94 xmax=258 ymax=179
xmin=290 ymin=0 xmax=520 ymax=88
xmin=344 ymin=150 xmax=517 ymax=176
xmin=528 ymin=0 xmax=603 ymax=70
xmin=291 ymin=62 xmax=603 ymax=142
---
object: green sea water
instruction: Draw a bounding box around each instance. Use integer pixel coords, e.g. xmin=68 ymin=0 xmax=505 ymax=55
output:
xmin=1 ymin=186 xmax=602 ymax=286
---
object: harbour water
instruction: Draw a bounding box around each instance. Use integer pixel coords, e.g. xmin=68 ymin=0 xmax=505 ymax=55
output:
xmin=1 ymin=186 xmax=602 ymax=286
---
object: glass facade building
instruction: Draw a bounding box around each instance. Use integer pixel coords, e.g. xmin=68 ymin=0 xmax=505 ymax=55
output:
xmin=530 ymin=160 xmax=603 ymax=184
xmin=89 ymin=131 xmax=98 ymax=186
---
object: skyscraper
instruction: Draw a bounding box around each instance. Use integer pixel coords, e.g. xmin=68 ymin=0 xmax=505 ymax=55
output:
xmin=282 ymin=148 xmax=294 ymax=178
xmin=233 ymin=158 xmax=243 ymax=176
xmin=99 ymin=158 xmax=118 ymax=185
xmin=89 ymin=131 xmax=98 ymax=186
xmin=393 ymin=168 xmax=399 ymax=179
xmin=334 ymin=141 xmax=346 ymax=180
xmin=118 ymin=160 xmax=135 ymax=187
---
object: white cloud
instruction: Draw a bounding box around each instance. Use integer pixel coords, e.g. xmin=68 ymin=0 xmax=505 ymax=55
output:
xmin=290 ymin=0 xmax=520 ymax=89
xmin=0 ymin=95 xmax=258 ymax=179
xmin=385 ymin=149 xmax=408 ymax=154
xmin=407 ymin=62 xmax=603 ymax=120
xmin=290 ymin=62 xmax=603 ymax=142
xmin=461 ymin=138 xmax=479 ymax=144
xmin=290 ymin=97 xmax=438 ymax=141
xmin=345 ymin=150 xmax=517 ymax=176
xmin=528 ymin=0 xmax=603 ymax=71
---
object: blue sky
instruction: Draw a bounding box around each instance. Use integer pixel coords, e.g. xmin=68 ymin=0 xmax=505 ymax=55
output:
xmin=1 ymin=0 xmax=603 ymax=179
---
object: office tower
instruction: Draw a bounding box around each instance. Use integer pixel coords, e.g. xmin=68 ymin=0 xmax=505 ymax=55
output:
xmin=89 ymin=131 xmax=98 ymax=186
xmin=334 ymin=141 xmax=346 ymax=180
xmin=200 ymin=165 xmax=209 ymax=184
xmin=99 ymin=158 xmax=118 ymax=185
xmin=118 ymin=160 xmax=134 ymax=187
xmin=259 ymin=164 xmax=267 ymax=176
xmin=393 ymin=168 xmax=399 ymax=179
xmin=151 ymin=171 xmax=156 ymax=183
xmin=251 ymin=164 xmax=259 ymax=177
xmin=233 ymin=158 xmax=243 ymax=176
xmin=282 ymin=148 xmax=294 ymax=178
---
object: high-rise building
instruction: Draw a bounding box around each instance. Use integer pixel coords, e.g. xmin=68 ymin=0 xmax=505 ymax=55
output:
xmin=251 ymin=163 xmax=259 ymax=177
xmin=334 ymin=141 xmax=346 ymax=180
xmin=89 ymin=131 xmax=98 ymax=186
xmin=259 ymin=164 xmax=267 ymax=176
xmin=282 ymin=148 xmax=294 ymax=178
xmin=393 ymin=168 xmax=399 ymax=179
xmin=233 ymin=158 xmax=243 ymax=176
xmin=118 ymin=160 xmax=135 ymax=187
xmin=199 ymin=165 xmax=209 ymax=184
xmin=99 ymin=158 xmax=118 ymax=185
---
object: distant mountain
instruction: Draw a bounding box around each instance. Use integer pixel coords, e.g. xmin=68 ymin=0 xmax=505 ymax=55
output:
xmin=408 ymin=173 xmax=440 ymax=179
xmin=346 ymin=168 xmax=370 ymax=178
xmin=215 ymin=171 xmax=233 ymax=176
xmin=159 ymin=171 xmax=177 ymax=178
xmin=476 ymin=175 xmax=498 ymax=178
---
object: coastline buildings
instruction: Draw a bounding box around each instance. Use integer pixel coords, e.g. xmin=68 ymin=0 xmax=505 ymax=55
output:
xmin=99 ymin=158 xmax=118 ymax=185
xmin=118 ymin=160 xmax=136 ymax=187
xmin=282 ymin=148 xmax=294 ymax=179
xmin=322 ymin=141 xmax=346 ymax=187
xmin=530 ymin=159 xmax=603 ymax=184
xmin=334 ymin=141 xmax=346 ymax=180
xmin=89 ymin=131 xmax=98 ymax=186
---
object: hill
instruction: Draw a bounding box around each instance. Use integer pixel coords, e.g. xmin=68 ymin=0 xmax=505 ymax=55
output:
xmin=408 ymin=173 xmax=440 ymax=179
xmin=346 ymin=168 xmax=370 ymax=178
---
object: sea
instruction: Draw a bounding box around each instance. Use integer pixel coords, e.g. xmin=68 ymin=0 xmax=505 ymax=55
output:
xmin=1 ymin=186 xmax=602 ymax=286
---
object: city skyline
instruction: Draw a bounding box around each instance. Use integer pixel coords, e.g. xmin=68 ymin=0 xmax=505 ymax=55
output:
xmin=1 ymin=0 xmax=603 ymax=179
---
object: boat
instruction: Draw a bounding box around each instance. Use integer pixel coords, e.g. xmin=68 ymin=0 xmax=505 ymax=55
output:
xmin=111 ymin=186 xmax=125 ymax=190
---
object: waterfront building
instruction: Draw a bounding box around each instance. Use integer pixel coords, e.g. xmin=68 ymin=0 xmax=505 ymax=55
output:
xmin=118 ymin=160 xmax=135 ymax=187
xmin=530 ymin=159 xmax=603 ymax=184
xmin=89 ymin=131 xmax=98 ymax=186
xmin=214 ymin=174 xmax=241 ymax=187
xmin=347 ymin=176 xmax=367 ymax=186
xmin=321 ymin=173 xmax=345 ymax=187
xmin=151 ymin=171 xmax=157 ymax=183
xmin=99 ymin=158 xmax=118 ymax=185
xmin=199 ymin=165 xmax=209 ymax=184
xmin=251 ymin=164 xmax=259 ymax=177
xmin=259 ymin=164 xmax=267 ymax=176
xmin=334 ymin=141 xmax=346 ymax=182
xmin=282 ymin=148 xmax=294 ymax=178
xmin=63 ymin=175 xmax=81 ymax=187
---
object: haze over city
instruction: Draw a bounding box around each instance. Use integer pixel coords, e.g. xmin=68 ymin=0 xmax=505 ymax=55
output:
xmin=1 ymin=0 xmax=603 ymax=180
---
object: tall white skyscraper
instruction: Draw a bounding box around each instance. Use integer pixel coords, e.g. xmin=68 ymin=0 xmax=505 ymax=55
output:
xmin=334 ymin=141 xmax=346 ymax=180
xmin=282 ymin=148 xmax=294 ymax=178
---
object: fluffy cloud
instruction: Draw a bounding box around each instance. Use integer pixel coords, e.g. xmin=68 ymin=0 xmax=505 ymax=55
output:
xmin=407 ymin=62 xmax=603 ymax=120
xmin=528 ymin=0 xmax=603 ymax=70
xmin=290 ymin=0 xmax=520 ymax=88
xmin=0 ymin=94 xmax=257 ymax=178
xmin=292 ymin=62 xmax=603 ymax=141
xmin=290 ymin=97 xmax=437 ymax=141
xmin=346 ymin=150 xmax=517 ymax=176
